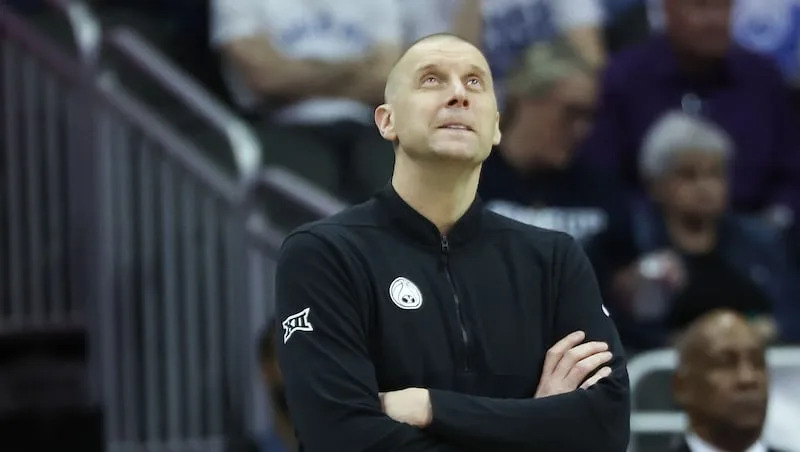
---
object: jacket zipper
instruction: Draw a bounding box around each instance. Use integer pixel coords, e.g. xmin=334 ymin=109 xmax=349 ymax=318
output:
xmin=441 ymin=235 xmax=471 ymax=372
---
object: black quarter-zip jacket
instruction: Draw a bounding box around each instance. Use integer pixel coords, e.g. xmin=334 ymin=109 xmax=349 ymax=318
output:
xmin=274 ymin=186 xmax=630 ymax=452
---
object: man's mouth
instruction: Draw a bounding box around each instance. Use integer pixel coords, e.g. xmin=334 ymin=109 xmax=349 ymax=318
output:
xmin=438 ymin=123 xmax=473 ymax=131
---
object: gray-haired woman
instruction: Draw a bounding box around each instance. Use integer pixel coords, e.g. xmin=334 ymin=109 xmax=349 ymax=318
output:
xmin=598 ymin=111 xmax=796 ymax=351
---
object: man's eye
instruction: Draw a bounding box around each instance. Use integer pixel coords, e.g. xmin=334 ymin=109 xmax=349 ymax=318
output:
xmin=467 ymin=77 xmax=482 ymax=87
xmin=422 ymin=76 xmax=439 ymax=85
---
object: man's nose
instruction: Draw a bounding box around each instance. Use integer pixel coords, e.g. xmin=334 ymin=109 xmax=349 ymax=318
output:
xmin=447 ymin=80 xmax=469 ymax=108
xmin=736 ymin=360 xmax=761 ymax=386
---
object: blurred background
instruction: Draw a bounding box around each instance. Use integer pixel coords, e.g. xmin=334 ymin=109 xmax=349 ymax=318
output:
xmin=1 ymin=0 xmax=800 ymax=451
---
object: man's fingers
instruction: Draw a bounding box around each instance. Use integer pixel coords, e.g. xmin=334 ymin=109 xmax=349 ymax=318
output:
xmin=552 ymin=340 xmax=609 ymax=379
xmin=566 ymin=350 xmax=613 ymax=387
xmin=542 ymin=331 xmax=585 ymax=376
xmin=580 ymin=366 xmax=612 ymax=390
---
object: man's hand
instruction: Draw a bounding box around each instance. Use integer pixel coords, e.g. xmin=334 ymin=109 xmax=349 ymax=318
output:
xmin=379 ymin=388 xmax=432 ymax=428
xmin=535 ymin=331 xmax=613 ymax=398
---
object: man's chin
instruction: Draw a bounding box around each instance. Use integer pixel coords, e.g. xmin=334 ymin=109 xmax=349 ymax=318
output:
xmin=429 ymin=144 xmax=489 ymax=163
xmin=720 ymin=406 xmax=767 ymax=432
xmin=691 ymin=41 xmax=731 ymax=60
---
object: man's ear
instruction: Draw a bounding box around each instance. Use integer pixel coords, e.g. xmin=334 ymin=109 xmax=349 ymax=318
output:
xmin=673 ymin=369 xmax=691 ymax=409
xmin=375 ymin=104 xmax=397 ymax=142
xmin=493 ymin=111 xmax=502 ymax=146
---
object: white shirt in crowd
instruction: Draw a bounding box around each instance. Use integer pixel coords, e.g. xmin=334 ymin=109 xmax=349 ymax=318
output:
xmin=402 ymin=0 xmax=604 ymax=103
xmin=402 ymin=0 xmax=604 ymax=43
xmin=486 ymin=200 xmax=609 ymax=242
xmin=210 ymin=0 xmax=403 ymax=124
xmin=686 ymin=432 xmax=767 ymax=452
xmin=211 ymin=0 xmax=604 ymax=120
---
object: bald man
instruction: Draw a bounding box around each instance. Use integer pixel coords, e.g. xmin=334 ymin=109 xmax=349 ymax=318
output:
xmin=673 ymin=309 xmax=784 ymax=452
xmin=275 ymin=33 xmax=630 ymax=452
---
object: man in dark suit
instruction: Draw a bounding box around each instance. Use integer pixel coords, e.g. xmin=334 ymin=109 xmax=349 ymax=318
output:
xmin=671 ymin=309 xmax=786 ymax=452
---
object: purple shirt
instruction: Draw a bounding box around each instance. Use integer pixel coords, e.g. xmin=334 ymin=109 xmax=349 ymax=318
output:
xmin=581 ymin=34 xmax=800 ymax=216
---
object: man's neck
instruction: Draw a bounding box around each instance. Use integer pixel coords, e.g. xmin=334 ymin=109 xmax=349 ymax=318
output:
xmin=391 ymin=153 xmax=481 ymax=234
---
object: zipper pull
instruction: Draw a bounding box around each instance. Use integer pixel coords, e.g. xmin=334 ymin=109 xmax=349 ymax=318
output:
xmin=440 ymin=235 xmax=449 ymax=268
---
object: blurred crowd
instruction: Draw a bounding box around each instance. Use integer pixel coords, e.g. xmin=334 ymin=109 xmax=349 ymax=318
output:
xmin=204 ymin=0 xmax=800 ymax=352
xmin=9 ymin=0 xmax=800 ymax=450
xmin=208 ymin=0 xmax=800 ymax=450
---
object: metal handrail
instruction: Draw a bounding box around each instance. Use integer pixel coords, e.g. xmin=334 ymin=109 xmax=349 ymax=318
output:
xmin=102 ymin=26 xmax=263 ymax=180
xmin=627 ymin=349 xmax=676 ymax=397
xmin=95 ymin=76 xmax=245 ymax=206
xmin=0 ymin=2 xmax=86 ymax=83
xmin=245 ymin=211 xmax=287 ymax=255
xmin=250 ymin=166 xmax=348 ymax=219
xmin=42 ymin=0 xmax=101 ymax=64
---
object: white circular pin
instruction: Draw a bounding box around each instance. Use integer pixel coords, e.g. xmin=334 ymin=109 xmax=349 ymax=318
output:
xmin=389 ymin=277 xmax=423 ymax=310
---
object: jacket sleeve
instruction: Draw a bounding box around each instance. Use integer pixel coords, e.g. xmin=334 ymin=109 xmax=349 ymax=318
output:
xmin=274 ymin=231 xmax=464 ymax=452
xmin=426 ymin=235 xmax=631 ymax=452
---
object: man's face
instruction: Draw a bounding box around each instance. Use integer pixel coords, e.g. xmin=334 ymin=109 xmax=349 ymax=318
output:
xmin=665 ymin=0 xmax=732 ymax=58
xmin=512 ymin=72 xmax=596 ymax=170
xmin=656 ymin=151 xmax=728 ymax=220
xmin=376 ymin=38 xmax=501 ymax=164
xmin=675 ymin=319 xmax=769 ymax=431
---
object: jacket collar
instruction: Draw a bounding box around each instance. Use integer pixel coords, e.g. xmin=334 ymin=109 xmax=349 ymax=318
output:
xmin=374 ymin=184 xmax=484 ymax=250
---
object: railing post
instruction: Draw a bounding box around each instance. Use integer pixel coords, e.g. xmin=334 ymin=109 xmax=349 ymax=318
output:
xmin=102 ymin=27 xmax=263 ymax=181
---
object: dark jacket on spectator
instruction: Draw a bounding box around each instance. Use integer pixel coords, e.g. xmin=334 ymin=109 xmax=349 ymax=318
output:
xmin=590 ymin=201 xmax=799 ymax=350
xmin=580 ymin=34 xmax=800 ymax=217
xmin=478 ymin=149 xmax=631 ymax=246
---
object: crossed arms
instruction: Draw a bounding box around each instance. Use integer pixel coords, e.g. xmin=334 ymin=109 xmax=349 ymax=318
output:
xmin=212 ymin=0 xmax=400 ymax=106
xmin=219 ymin=38 xmax=398 ymax=106
xmin=275 ymin=232 xmax=630 ymax=452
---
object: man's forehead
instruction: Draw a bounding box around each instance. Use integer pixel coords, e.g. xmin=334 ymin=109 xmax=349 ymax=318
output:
xmin=681 ymin=311 xmax=756 ymax=357
xmin=403 ymin=40 xmax=490 ymax=74
xmin=691 ymin=331 xmax=761 ymax=365
xmin=706 ymin=330 xmax=761 ymax=354
xmin=410 ymin=61 xmax=491 ymax=80
xmin=668 ymin=0 xmax=731 ymax=10
xmin=385 ymin=35 xmax=492 ymax=101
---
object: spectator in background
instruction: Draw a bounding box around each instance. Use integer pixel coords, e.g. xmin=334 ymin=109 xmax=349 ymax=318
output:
xmin=210 ymin=0 xmax=403 ymax=201
xmin=400 ymin=0 xmax=483 ymax=47
xmin=402 ymin=0 xmax=608 ymax=107
xmin=254 ymin=322 xmax=295 ymax=452
xmin=595 ymin=112 xmax=795 ymax=352
xmin=483 ymin=0 xmax=607 ymax=104
xmin=478 ymin=38 xmax=628 ymax=245
xmin=671 ymin=309 xmax=786 ymax=452
xmin=582 ymin=0 xmax=800 ymax=231
xmin=648 ymin=0 xmax=800 ymax=89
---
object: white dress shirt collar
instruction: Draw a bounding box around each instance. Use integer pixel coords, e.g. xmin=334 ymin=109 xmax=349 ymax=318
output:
xmin=686 ymin=432 xmax=768 ymax=452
